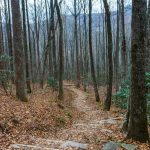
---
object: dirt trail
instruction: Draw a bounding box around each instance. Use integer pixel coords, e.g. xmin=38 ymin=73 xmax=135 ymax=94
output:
xmin=10 ymin=85 xmax=123 ymax=150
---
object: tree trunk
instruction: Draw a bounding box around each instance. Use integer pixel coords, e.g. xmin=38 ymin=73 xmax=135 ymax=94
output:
xmin=51 ymin=0 xmax=57 ymax=78
xmin=114 ymin=0 xmax=120 ymax=91
xmin=26 ymin=0 xmax=33 ymax=83
xmin=122 ymin=97 xmax=130 ymax=132
xmin=127 ymin=0 xmax=149 ymax=142
xmin=0 ymin=8 xmax=4 ymax=70
xmin=34 ymin=0 xmax=40 ymax=82
xmin=121 ymin=0 xmax=127 ymax=79
xmin=4 ymin=0 xmax=13 ymax=73
xmin=55 ymin=0 xmax=64 ymax=100
xmin=11 ymin=0 xmax=27 ymax=101
xmin=147 ymin=0 xmax=150 ymax=71
xmin=74 ymin=0 xmax=80 ymax=88
xmin=83 ymin=0 xmax=88 ymax=91
xmin=22 ymin=0 xmax=31 ymax=93
xmin=89 ymin=0 xmax=100 ymax=102
xmin=103 ymin=0 xmax=113 ymax=111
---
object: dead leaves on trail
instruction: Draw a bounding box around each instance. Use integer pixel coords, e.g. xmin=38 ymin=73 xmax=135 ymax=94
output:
xmin=0 ymin=86 xmax=79 ymax=149
xmin=0 ymin=85 xmax=150 ymax=149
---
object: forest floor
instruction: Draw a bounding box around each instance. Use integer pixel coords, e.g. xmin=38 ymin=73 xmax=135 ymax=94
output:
xmin=0 ymin=83 xmax=149 ymax=149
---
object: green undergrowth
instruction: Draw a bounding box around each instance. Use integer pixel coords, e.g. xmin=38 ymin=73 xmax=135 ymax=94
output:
xmin=113 ymin=72 xmax=150 ymax=121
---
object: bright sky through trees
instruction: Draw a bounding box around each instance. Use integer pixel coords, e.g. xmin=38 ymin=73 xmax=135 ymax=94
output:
xmin=26 ymin=0 xmax=131 ymax=13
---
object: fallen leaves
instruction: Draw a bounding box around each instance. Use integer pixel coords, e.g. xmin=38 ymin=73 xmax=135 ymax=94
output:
xmin=0 ymin=85 xmax=150 ymax=150
xmin=0 ymin=86 xmax=79 ymax=149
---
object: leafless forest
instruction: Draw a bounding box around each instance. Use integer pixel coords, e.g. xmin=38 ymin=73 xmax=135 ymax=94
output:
xmin=0 ymin=0 xmax=150 ymax=149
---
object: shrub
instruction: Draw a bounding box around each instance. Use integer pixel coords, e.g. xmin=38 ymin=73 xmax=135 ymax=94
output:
xmin=146 ymin=72 xmax=150 ymax=88
xmin=66 ymin=111 xmax=73 ymax=118
xmin=113 ymin=72 xmax=150 ymax=110
xmin=113 ymin=74 xmax=131 ymax=109
xmin=55 ymin=116 xmax=65 ymax=126
xmin=0 ymin=55 xmax=14 ymax=95
xmin=113 ymin=72 xmax=150 ymax=120
xmin=47 ymin=76 xmax=58 ymax=91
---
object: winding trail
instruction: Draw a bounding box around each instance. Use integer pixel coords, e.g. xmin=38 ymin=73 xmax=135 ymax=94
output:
xmin=10 ymin=84 xmax=123 ymax=150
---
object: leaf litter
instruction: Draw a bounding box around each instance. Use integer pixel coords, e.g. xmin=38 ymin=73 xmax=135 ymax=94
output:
xmin=0 ymin=85 xmax=149 ymax=149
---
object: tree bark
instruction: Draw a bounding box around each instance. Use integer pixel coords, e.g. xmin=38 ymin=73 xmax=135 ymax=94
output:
xmin=26 ymin=0 xmax=33 ymax=83
xmin=127 ymin=0 xmax=149 ymax=142
xmin=103 ymin=0 xmax=113 ymax=111
xmin=83 ymin=0 xmax=88 ymax=91
xmin=51 ymin=0 xmax=57 ymax=78
xmin=4 ymin=0 xmax=13 ymax=73
xmin=147 ymin=0 xmax=150 ymax=71
xmin=89 ymin=0 xmax=100 ymax=102
xmin=34 ymin=0 xmax=40 ymax=81
xmin=74 ymin=0 xmax=80 ymax=88
xmin=0 ymin=8 xmax=4 ymax=70
xmin=114 ymin=0 xmax=120 ymax=91
xmin=11 ymin=0 xmax=27 ymax=101
xmin=22 ymin=0 xmax=31 ymax=93
xmin=55 ymin=0 xmax=64 ymax=100
xmin=121 ymin=0 xmax=127 ymax=79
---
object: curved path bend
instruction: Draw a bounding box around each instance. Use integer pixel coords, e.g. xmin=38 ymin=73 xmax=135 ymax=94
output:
xmin=10 ymin=85 xmax=122 ymax=150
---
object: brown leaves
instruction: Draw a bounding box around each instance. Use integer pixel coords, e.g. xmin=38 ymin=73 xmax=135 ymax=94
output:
xmin=0 ymin=86 xmax=79 ymax=149
xmin=0 ymin=85 xmax=149 ymax=149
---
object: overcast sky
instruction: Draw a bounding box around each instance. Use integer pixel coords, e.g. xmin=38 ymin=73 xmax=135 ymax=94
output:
xmin=27 ymin=0 xmax=131 ymax=13
xmin=0 ymin=0 xmax=131 ymax=14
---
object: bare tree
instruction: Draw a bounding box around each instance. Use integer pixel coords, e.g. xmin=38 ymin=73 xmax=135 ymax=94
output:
xmin=82 ymin=0 xmax=88 ymax=91
xmin=55 ymin=0 xmax=64 ymax=100
xmin=26 ymin=0 xmax=33 ymax=83
xmin=114 ymin=0 xmax=120 ymax=91
xmin=0 ymin=7 xmax=4 ymax=70
xmin=51 ymin=0 xmax=57 ymax=78
xmin=89 ymin=0 xmax=100 ymax=102
xmin=74 ymin=0 xmax=81 ymax=88
xmin=103 ymin=0 xmax=113 ymax=111
xmin=121 ymin=0 xmax=127 ymax=79
xmin=11 ymin=0 xmax=27 ymax=101
xmin=22 ymin=0 xmax=31 ymax=93
xmin=4 ymin=0 xmax=13 ymax=73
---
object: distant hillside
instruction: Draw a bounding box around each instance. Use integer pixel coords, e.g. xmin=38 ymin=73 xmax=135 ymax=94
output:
xmin=65 ymin=4 xmax=132 ymax=33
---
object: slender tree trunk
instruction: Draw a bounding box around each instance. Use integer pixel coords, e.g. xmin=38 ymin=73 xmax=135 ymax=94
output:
xmin=45 ymin=0 xmax=49 ymax=34
xmin=22 ymin=0 xmax=31 ymax=93
xmin=122 ymin=97 xmax=131 ymax=132
xmin=34 ymin=0 xmax=40 ymax=81
xmin=103 ymin=0 xmax=113 ymax=111
xmin=121 ymin=0 xmax=127 ymax=79
xmin=4 ymin=0 xmax=13 ymax=73
xmin=7 ymin=0 xmax=13 ymax=73
xmin=74 ymin=0 xmax=80 ymax=88
xmin=0 ymin=8 xmax=4 ymax=70
xmin=114 ymin=0 xmax=120 ymax=91
xmin=147 ymin=0 xmax=150 ymax=71
xmin=51 ymin=0 xmax=57 ymax=78
xmin=89 ymin=0 xmax=100 ymax=102
xmin=55 ymin=0 xmax=64 ymax=100
xmin=11 ymin=0 xmax=27 ymax=101
xmin=127 ymin=0 xmax=149 ymax=142
xmin=83 ymin=0 xmax=88 ymax=91
xmin=26 ymin=0 xmax=33 ymax=83
xmin=79 ymin=13 xmax=83 ymax=81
